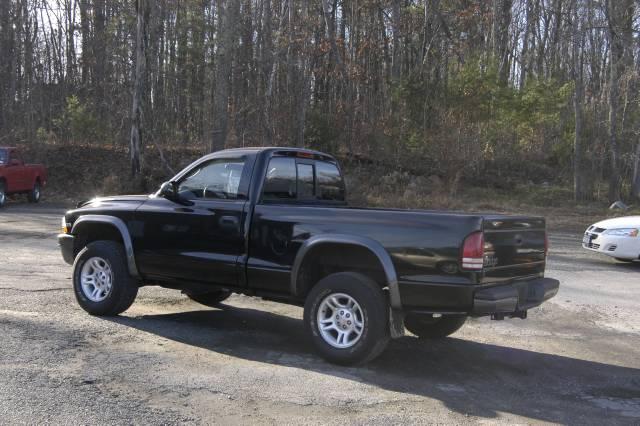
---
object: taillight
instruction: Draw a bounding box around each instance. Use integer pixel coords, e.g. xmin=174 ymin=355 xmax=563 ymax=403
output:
xmin=462 ymin=231 xmax=484 ymax=270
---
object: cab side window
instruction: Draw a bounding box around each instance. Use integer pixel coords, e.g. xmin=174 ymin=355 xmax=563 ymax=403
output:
xmin=316 ymin=161 xmax=345 ymax=201
xmin=263 ymin=157 xmax=297 ymax=200
xmin=178 ymin=157 xmax=246 ymax=200
xmin=262 ymin=156 xmax=345 ymax=203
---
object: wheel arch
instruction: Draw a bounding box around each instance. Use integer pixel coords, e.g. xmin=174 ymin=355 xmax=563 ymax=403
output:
xmin=291 ymin=234 xmax=401 ymax=309
xmin=71 ymin=215 xmax=139 ymax=277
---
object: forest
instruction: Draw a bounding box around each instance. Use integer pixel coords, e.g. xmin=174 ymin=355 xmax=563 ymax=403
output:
xmin=1 ymin=0 xmax=640 ymax=206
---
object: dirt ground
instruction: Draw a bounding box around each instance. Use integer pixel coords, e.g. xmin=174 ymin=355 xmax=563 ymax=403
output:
xmin=1 ymin=202 xmax=639 ymax=425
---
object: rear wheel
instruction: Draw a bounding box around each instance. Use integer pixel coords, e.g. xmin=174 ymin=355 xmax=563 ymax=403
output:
xmin=405 ymin=314 xmax=467 ymax=339
xmin=187 ymin=290 xmax=232 ymax=307
xmin=0 ymin=181 xmax=5 ymax=208
xmin=73 ymin=240 xmax=138 ymax=316
xmin=304 ymin=272 xmax=390 ymax=365
xmin=28 ymin=181 xmax=41 ymax=203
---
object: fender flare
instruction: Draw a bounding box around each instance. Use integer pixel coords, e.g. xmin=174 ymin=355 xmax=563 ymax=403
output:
xmin=290 ymin=234 xmax=402 ymax=309
xmin=71 ymin=215 xmax=139 ymax=278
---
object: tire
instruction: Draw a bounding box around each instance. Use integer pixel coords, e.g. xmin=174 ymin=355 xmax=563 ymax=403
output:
xmin=28 ymin=181 xmax=41 ymax=203
xmin=304 ymin=272 xmax=390 ymax=365
xmin=73 ymin=240 xmax=139 ymax=316
xmin=187 ymin=290 xmax=232 ymax=307
xmin=405 ymin=314 xmax=467 ymax=339
xmin=0 ymin=181 xmax=6 ymax=208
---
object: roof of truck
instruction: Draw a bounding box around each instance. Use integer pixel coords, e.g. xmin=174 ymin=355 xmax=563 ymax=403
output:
xmin=211 ymin=146 xmax=337 ymax=161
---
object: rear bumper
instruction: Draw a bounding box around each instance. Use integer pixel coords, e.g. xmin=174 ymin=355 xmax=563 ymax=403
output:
xmin=58 ymin=233 xmax=75 ymax=265
xmin=472 ymin=277 xmax=559 ymax=315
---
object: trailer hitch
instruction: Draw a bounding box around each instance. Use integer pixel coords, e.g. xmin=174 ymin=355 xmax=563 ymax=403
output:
xmin=491 ymin=310 xmax=527 ymax=320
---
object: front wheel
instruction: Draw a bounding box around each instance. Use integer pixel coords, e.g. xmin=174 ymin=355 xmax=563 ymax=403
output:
xmin=304 ymin=272 xmax=390 ymax=365
xmin=405 ymin=314 xmax=467 ymax=339
xmin=73 ymin=240 xmax=139 ymax=316
xmin=28 ymin=181 xmax=41 ymax=203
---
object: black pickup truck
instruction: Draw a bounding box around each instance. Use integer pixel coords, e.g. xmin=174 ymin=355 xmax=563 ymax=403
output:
xmin=58 ymin=147 xmax=559 ymax=365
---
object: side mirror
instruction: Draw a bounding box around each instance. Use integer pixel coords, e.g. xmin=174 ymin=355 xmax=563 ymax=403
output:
xmin=159 ymin=181 xmax=193 ymax=206
xmin=159 ymin=181 xmax=178 ymax=200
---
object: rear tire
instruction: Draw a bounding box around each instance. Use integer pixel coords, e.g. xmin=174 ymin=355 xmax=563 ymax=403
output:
xmin=187 ymin=290 xmax=232 ymax=307
xmin=304 ymin=272 xmax=390 ymax=365
xmin=73 ymin=240 xmax=138 ymax=316
xmin=405 ymin=314 xmax=467 ymax=339
xmin=28 ymin=181 xmax=41 ymax=203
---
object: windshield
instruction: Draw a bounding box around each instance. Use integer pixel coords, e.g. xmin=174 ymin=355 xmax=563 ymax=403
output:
xmin=0 ymin=149 xmax=6 ymax=165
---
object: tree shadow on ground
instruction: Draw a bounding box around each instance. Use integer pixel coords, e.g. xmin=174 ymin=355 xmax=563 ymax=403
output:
xmin=109 ymin=305 xmax=640 ymax=424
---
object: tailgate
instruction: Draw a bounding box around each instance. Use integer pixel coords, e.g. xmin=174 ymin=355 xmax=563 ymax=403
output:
xmin=481 ymin=216 xmax=546 ymax=283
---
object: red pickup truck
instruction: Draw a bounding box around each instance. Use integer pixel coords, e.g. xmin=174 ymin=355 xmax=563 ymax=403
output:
xmin=0 ymin=147 xmax=47 ymax=207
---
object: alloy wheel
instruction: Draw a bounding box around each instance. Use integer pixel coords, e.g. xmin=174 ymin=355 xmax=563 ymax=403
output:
xmin=80 ymin=257 xmax=113 ymax=302
xmin=316 ymin=292 xmax=365 ymax=349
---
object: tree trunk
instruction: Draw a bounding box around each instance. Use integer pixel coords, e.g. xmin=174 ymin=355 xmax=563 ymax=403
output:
xmin=492 ymin=0 xmax=512 ymax=84
xmin=93 ymin=0 xmax=106 ymax=117
xmin=130 ymin=0 xmax=149 ymax=177
xmin=519 ymin=0 xmax=530 ymax=90
xmin=79 ymin=0 xmax=90 ymax=86
xmin=606 ymin=0 xmax=623 ymax=202
xmin=391 ymin=0 xmax=401 ymax=82
xmin=65 ymin=0 xmax=75 ymax=84
xmin=293 ymin=0 xmax=311 ymax=147
xmin=632 ymin=141 xmax=640 ymax=199
xmin=321 ymin=0 xmax=353 ymax=153
xmin=211 ymin=0 xmax=237 ymax=152
xmin=571 ymin=0 xmax=587 ymax=201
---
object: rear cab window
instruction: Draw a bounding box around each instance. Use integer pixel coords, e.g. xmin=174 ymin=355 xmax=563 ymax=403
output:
xmin=262 ymin=154 xmax=345 ymax=204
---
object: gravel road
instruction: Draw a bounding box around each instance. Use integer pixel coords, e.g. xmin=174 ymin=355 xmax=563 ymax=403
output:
xmin=1 ymin=203 xmax=639 ymax=425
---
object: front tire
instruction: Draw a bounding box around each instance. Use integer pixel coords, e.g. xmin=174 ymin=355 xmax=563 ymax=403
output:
xmin=187 ymin=290 xmax=232 ymax=307
xmin=304 ymin=272 xmax=390 ymax=365
xmin=405 ymin=314 xmax=467 ymax=339
xmin=28 ymin=181 xmax=41 ymax=203
xmin=73 ymin=240 xmax=139 ymax=316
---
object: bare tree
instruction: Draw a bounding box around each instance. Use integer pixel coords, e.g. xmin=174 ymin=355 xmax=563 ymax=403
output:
xmin=130 ymin=0 xmax=150 ymax=177
xmin=211 ymin=0 xmax=238 ymax=152
xmin=605 ymin=0 xmax=622 ymax=201
xmin=572 ymin=0 xmax=587 ymax=201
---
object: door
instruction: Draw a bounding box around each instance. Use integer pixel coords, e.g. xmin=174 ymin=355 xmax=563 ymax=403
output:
xmin=5 ymin=150 xmax=28 ymax=192
xmin=246 ymin=155 xmax=347 ymax=293
xmin=134 ymin=156 xmax=252 ymax=286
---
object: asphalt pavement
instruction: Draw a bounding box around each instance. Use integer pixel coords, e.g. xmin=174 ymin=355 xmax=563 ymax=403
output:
xmin=1 ymin=203 xmax=639 ymax=424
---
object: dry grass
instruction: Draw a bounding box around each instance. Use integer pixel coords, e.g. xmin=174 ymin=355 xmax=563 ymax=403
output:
xmin=344 ymin=167 xmax=639 ymax=233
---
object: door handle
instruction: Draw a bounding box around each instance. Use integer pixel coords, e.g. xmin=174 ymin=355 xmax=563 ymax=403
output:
xmin=219 ymin=216 xmax=239 ymax=229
